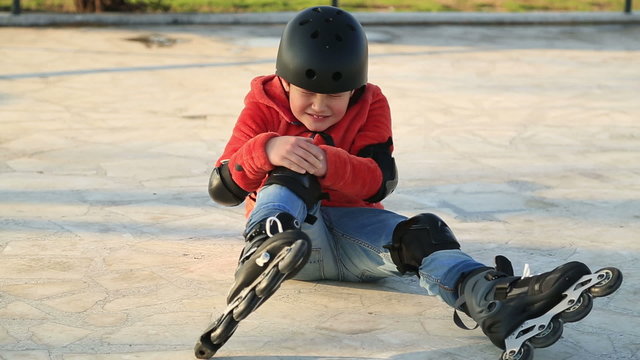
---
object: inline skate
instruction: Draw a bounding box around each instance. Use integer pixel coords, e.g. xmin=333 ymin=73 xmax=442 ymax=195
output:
xmin=456 ymin=256 xmax=623 ymax=360
xmin=194 ymin=212 xmax=311 ymax=359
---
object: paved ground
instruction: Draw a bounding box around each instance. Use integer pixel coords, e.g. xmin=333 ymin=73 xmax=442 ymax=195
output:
xmin=1 ymin=23 xmax=639 ymax=360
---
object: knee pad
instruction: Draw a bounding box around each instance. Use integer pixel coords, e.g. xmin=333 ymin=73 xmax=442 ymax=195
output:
xmin=263 ymin=167 xmax=327 ymax=210
xmin=384 ymin=213 xmax=461 ymax=274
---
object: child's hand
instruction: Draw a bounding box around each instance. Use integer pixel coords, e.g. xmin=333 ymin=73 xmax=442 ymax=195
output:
xmin=266 ymin=136 xmax=327 ymax=177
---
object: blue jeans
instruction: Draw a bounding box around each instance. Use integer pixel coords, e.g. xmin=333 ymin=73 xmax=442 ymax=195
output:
xmin=245 ymin=184 xmax=487 ymax=307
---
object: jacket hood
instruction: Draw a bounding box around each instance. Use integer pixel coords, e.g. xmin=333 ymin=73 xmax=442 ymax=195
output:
xmin=244 ymin=75 xmax=298 ymax=124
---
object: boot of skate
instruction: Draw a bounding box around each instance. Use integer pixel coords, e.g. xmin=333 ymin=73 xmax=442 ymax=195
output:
xmin=194 ymin=212 xmax=311 ymax=359
xmin=455 ymin=257 xmax=622 ymax=360
xmin=227 ymin=212 xmax=311 ymax=303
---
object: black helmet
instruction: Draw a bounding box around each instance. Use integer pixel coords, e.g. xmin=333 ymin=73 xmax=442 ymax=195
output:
xmin=276 ymin=6 xmax=368 ymax=94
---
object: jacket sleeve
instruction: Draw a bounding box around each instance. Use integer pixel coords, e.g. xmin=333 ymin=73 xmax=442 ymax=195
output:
xmin=318 ymin=88 xmax=395 ymax=202
xmin=216 ymin=103 xmax=279 ymax=193
xmin=318 ymin=145 xmax=385 ymax=201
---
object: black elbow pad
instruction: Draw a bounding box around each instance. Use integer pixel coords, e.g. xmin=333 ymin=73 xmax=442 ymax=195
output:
xmin=358 ymin=137 xmax=398 ymax=203
xmin=208 ymin=161 xmax=249 ymax=206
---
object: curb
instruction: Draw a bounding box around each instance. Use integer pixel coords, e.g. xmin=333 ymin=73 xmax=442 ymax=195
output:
xmin=1 ymin=11 xmax=639 ymax=27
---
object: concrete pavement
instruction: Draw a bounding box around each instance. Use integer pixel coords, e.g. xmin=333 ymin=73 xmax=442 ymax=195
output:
xmin=1 ymin=23 xmax=639 ymax=360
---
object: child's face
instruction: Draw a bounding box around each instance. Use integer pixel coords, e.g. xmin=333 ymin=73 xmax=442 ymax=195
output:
xmin=281 ymin=79 xmax=353 ymax=132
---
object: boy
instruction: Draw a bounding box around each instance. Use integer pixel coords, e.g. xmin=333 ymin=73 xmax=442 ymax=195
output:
xmin=195 ymin=6 xmax=622 ymax=360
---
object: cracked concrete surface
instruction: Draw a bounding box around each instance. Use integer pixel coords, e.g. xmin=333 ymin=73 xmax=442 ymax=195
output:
xmin=1 ymin=24 xmax=639 ymax=360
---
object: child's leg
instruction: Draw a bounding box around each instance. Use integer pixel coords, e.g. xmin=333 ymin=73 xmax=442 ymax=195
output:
xmin=318 ymin=207 xmax=405 ymax=281
xmin=196 ymin=171 xmax=321 ymax=359
xmin=321 ymin=208 xmax=487 ymax=304
xmin=416 ymin=250 xmax=487 ymax=306
xmin=292 ymin=208 xmax=343 ymax=281
xmin=229 ymin=182 xmax=314 ymax=303
xmin=244 ymin=181 xmax=343 ymax=282
xmin=244 ymin=183 xmax=309 ymax=233
xmin=322 ymin=208 xmax=623 ymax=360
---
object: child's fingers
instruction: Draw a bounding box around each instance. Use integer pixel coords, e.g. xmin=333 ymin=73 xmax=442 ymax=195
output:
xmin=297 ymin=140 xmax=324 ymax=166
xmin=266 ymin=136 xmax=325 ymax=174
xmin=298 ymin=138 xmax=323 ymax=157
xmin=285 ymin=150 xmax=318 ymax=174
xmin=284 ymin=162 xmax=306 ymax=174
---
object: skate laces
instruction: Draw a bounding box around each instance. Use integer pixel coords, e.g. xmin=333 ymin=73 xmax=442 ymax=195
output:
xmin=265 ymin=216 xmax=284 ymax=237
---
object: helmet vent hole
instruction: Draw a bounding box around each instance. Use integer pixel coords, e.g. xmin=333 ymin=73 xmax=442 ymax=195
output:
xmin=336 ymin=10 xmax=344 ymax=15
xmin=299 ymin=19 xmax=311 ymax=26
xmin=335 ymin=34 xmax=343 ymax=42
xmin=332 ymin=72 xmax=342 ymax=81
xmin=310 ymin=30 xmax=319 ymax=39
xmin=325 ymin=17 xmax=333 ymax=23
xmin=312 ymin=7 xmax=322 ymax=13
xmin=305 ymin=69 xmax=317 ymax=80
xmin=346 ymin=23 xmax=356 ymax=31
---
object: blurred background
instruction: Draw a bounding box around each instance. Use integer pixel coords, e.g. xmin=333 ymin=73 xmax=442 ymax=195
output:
xmin=1 ymin=0 xmax=637 ymax=15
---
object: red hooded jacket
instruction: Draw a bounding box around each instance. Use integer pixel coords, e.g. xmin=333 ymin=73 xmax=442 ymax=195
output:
xmin=216 ymin=75 xmax=393 ymax=216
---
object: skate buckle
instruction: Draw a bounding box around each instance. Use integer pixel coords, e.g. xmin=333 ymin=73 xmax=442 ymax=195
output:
xmin=521 ymin=263 xmax=532 ymax=279
xmin=255 ymin=252 xmax=271 ymax=267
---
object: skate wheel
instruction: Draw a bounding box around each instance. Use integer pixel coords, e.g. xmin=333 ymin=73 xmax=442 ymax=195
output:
xmin=561 ymin=292 xmax=593 ymax=323
xmin=255 ymin=267 xmax=285 ymax=298
xmin=501 ymin=342 xmax=534 ymax=360
xmin=194 ymin=340 xmax=218 ymax=359
xmin=279 ymin=239 xmax=310 ymax=275
xmin=589 ymin=267 xmax=623 ymax=298
xmin=529 ymin=317 xmax=564 ymax=348
xmin=232 ymin=290 xmax=261 ymax=321
xmin=210 ymin=313 xmax=239 ymax=345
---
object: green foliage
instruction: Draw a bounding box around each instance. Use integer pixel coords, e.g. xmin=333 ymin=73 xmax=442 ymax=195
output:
xmin=2 ymin=0 xmax=72 ymax=11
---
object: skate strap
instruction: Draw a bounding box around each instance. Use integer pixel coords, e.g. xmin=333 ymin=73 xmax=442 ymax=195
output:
xmin=453 ymin=309 xmax=478 ymax=331
xmin=452 ymin=296 xmax=478 ymax=331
